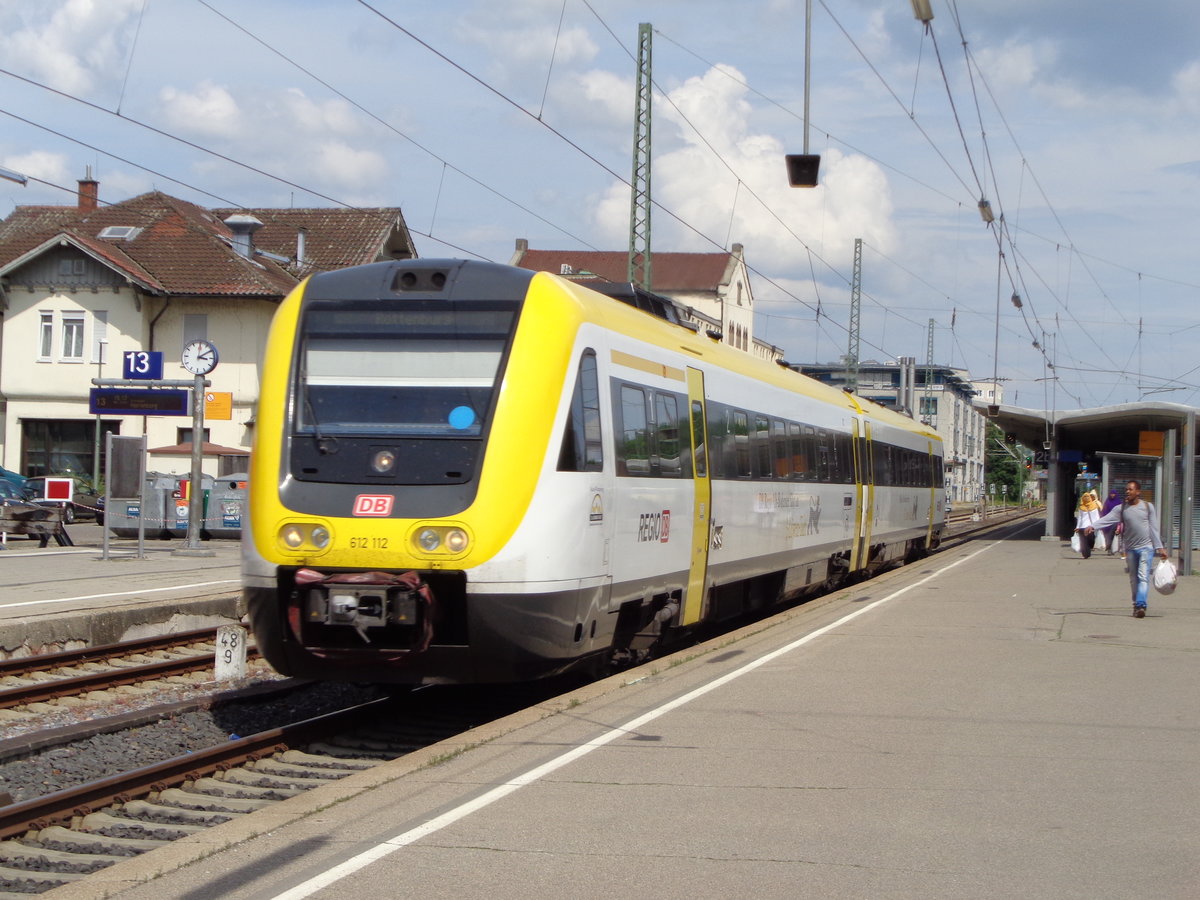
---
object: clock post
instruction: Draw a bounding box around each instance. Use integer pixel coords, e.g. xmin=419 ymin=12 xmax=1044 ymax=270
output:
xmin=182 ymin=369 xmax=207 ymax=551
xmin=176 ymin=340 xmax=219 ymax=556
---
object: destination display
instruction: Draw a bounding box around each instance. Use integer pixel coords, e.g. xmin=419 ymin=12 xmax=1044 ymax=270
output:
xmin=89 ymin=388 xmax=190 ymax=416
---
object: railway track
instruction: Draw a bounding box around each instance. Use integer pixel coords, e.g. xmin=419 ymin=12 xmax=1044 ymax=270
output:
xmin=0 ymin=627 xmax=264 ymax=712
xmin=0 ymin=681 xmax=556 ymax=895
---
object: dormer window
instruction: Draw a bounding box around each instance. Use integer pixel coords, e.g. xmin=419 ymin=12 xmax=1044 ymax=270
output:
xmin=98 ymin=225 xmax=142 ymax=240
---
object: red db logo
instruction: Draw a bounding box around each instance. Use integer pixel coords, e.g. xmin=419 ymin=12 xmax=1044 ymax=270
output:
xmin=353 ymin=494 xmax=393 ymax=516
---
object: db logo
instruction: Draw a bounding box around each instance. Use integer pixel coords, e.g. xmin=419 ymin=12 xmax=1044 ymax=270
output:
xmin=353 ymin=494 xmax=393 ymax=517
xmin=660 ymin=510 xmax=671 ymax=543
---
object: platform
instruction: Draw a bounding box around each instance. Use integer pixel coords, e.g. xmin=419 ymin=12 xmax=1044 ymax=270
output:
xmin=53 ymin=516 xmax=1200 ymax=899
xmin=0 ymin=522 xmax=241 ymax=655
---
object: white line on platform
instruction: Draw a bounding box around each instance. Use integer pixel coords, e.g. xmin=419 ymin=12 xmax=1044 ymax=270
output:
xmin=2 ymin=580 xmax=240 ymax=609
xmin=269 ymin=535 xmax=1012 ymax=900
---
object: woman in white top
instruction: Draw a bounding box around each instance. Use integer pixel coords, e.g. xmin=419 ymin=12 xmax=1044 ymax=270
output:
xmin=1074 ymin=490 xmax=1101 ymax=558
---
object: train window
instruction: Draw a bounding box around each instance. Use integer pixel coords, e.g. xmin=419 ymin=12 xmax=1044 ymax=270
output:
xmin=754 ymin=415 xmax=771 ymax=478
xmin=296 ymin=302 xmax=516 ymax=437
xmin=617 ymin=385 xmax=651 ymax=475
xmin=789 ymin=422 xmax=808 ymax=481
xmin=772 ymin=420 xmax=789 ymax=478
xmin=691 ymin=401 xmax=707 ymax=478
xmin=557 ymin=350 xmax=603 ymax=472
xmin=814 ymin=429 xmax=830 ymax=482
xmin=655 ymin=392 xmax=683 ymax=477
xmin=733 ymin=411 xmax=751 ymax=477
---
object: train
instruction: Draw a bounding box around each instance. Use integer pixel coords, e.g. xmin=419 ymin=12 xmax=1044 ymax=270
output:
xmin=243 ymin=258 xmax=945 ymax=684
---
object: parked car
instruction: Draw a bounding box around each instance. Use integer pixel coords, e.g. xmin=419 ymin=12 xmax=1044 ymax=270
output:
xmin=0 ymin=466 xmax=26 ymax=492
xmin=0 ymin=479 xmax=27 ymax=503
xmin=21 ymin=476 xmax=104 ymax=525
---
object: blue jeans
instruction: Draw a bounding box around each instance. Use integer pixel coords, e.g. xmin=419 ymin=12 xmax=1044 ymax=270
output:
xmin=1127 ymin=546 xmax=1154 ymax=609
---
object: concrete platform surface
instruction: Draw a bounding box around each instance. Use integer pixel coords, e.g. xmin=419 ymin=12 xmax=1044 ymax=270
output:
xmin=52 ymin=518 xmax=1200 ymax=900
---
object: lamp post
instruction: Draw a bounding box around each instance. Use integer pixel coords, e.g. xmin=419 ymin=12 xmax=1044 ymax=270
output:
xmin=93 ymin=339 xmax=107 ymax=487
xmin=784 ymin=0 xmax=820 ymax=187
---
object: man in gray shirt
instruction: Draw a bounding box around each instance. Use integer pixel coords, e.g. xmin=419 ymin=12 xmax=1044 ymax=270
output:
xmin=1088 ymin=480 xmax=1167 ymax=617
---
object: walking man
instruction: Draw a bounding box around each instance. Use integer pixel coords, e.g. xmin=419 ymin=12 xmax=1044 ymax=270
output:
xmin=1088 ymin=480 xmax=1167 ymax=617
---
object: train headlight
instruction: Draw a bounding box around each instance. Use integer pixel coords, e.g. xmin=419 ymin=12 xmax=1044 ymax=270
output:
xmin=416 ymin=527 xmax=441 ymax=551
xmin=445 ymin=528 xmax=468 ymax=553
xmin=410 ymin=523 xmax=471 ymax=557
xmin=277 ymin=522 xmax=333 ymax=553
xmin=371 ymin=449 xmax=396 ymax=474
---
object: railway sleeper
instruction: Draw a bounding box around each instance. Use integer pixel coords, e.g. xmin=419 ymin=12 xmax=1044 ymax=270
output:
xmin=154 ymin=787 xmax=272 ymax=814
xmin=248 ymin=759 xmax=356 ymax=781
xmin=278 ymin=749 xmax=380 ymax=770
xmin=36 ymin=823 xmax=165 ymax=855
xmin=0 ymin=861 xmax=86 ymax=893
xmin=0 ymin=840 xmax=122 ymax=873
xmin=117 ymin=800 xmax=237 ymax=828
xmin=186 ymin=776 xmax=298 ymax=801
xmin=219 ymin=768 xmax=315 ymax=793
xmin=80 ymin=810 xmax=205 ymax=841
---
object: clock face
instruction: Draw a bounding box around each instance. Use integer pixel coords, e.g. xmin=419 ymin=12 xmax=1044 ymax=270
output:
xmin=181 ymin=340 xmax=218 ymax=375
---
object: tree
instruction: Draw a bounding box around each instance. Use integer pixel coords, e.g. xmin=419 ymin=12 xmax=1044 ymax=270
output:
xmin=985 ymin=423 xmax=1025 ymax=502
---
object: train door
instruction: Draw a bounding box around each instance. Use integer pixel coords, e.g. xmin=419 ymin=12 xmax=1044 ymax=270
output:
xmin=681 ymin=367 xmax=710 ymax=625
xmin=850 ymin=418 xmax=874 ymax=572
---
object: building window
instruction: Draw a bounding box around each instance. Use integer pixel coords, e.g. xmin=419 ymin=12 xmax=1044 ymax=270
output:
xmin=182 ymin=313 xmax=207 ymax=349
xmin=39 ymin=312 xmax=53 ymax=359
xmin=61 ymin=314 xmax=85 ymax=360
xmin=919 ymin=396 xmax=938 ymax=416
xmin=91 ymin=310 xmax=108 ymax=365
xmin=177 ymin=427 xmax=212 ymax=445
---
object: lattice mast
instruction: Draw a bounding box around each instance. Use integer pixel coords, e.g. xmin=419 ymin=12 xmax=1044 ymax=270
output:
xmin=923 ymin=318 xmax=935 ymax=425
xmin=628 ymin=23 xmax=653 ymax=289
xmin=845 ymin=237 xmax=862 ymax=391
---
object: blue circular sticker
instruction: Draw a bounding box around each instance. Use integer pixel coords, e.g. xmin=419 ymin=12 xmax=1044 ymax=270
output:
xmin=448 ymin=406 xmax=476 ymax=430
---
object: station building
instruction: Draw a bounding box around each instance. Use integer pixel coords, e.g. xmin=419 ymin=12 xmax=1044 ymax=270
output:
xmin=0 ymin=176 xmax=415 ymax=480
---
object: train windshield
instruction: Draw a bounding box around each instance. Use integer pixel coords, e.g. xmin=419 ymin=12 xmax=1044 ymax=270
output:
xmin=296 ymin=302 xmax=518 ymax=437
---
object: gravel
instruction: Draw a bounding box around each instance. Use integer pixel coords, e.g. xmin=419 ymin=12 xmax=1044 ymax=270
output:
xmin=0 ymin=681 xmax=385 ymax=803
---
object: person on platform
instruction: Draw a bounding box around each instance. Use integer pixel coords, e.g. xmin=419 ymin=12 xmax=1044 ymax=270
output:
xmin=1074 ymin=490 xmax=1101 ymax=559
xmin=1099 ymin=487 xmax=1122 ymax=555
xmin=1087 ymin=480 xmax=1167 ymax=618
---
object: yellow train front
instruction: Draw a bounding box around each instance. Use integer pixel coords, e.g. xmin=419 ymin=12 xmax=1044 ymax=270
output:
xmin=244 ymin=258 xmax=945 ymax=684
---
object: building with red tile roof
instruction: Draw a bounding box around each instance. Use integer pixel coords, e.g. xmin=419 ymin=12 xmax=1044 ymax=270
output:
xmin=0 ymin=176 xmax=415 ymax=480
xmin=509 ymin=239 xmax=781 ymax=362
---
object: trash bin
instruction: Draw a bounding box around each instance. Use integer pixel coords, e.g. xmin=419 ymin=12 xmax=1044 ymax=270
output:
xmin=169 ymin=474 xmax=215 ymax=538
xmin=204 ymin=473 xmax=247 ymax=539
xmin=107 ymin=472 xmax=177 ymax=539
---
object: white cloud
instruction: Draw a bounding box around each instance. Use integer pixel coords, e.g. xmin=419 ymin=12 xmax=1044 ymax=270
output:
xmin=592 ymin=64 xmax=896 ymax=278
xmin=310 ymin=141 xmax=388 ymax=189
xmin=159 ymin=82 xmax=243 ymax=138
xmin=0 ymin=0 xmax=143 ymax=95
xmin=0 ymin=150 xmax=70 ymax=186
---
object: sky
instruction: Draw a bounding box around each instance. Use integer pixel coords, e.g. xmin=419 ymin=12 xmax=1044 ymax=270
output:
xmin=1 ymin=0 xmax=1199 ymax=413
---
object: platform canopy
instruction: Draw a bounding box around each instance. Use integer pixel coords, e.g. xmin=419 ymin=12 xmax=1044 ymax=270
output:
xmin=974 ymin=400 xmax=1200 ymax=454
xmin=973 ymin=400 xmax=1199 ymax=574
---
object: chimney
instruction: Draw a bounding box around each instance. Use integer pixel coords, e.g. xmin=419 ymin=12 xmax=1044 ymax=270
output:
xmin=296 ymin=227 xmax=307 ymax=265
xmin=78 ymin=166 xmax=98 ymax=212
xmin=223 ymin=214 xmax=264 ymax=258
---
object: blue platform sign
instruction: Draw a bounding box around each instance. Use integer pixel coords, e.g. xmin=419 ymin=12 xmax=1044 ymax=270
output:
xmin=122 ymin=350 xmax=164 ymax=380
xmin=89 ymin=388 xmax=190 ymax=416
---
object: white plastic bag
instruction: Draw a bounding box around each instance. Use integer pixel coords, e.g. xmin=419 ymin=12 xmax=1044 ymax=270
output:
xmin=1111 ymin=533 xmax=1121 ymax=554
xmin=1070 ymin=532 xmax=1081 ymax=553
xmin=1094 ymin=530 xmax=1107 ymax=552
xmin=1153 ymin=558 xmax=1177 ymax=595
